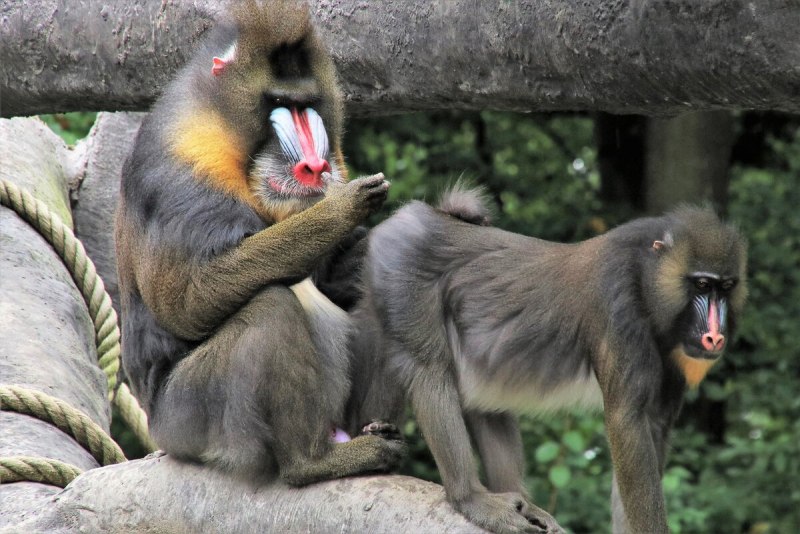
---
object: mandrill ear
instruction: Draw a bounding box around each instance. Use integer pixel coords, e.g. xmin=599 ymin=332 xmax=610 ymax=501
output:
xmin=652 ymin=231 xmax=674 ymax=252
xmin=211 ymin=43 xmax=237 ymax=77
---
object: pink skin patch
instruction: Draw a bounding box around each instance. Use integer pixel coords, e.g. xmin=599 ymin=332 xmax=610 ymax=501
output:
xmin=701 ymin=299 xmax=725 ymax=352
xmin=290 ymin=108 xmax=331 ymax=188
xmin=211 ymin=57 xmax=227 ymax=76
xmin=211 ymin=44 xmax=237 ymax=77
xmin=330 ymin=427 xmax=351 ymax=443
xmin=266 ymin=176 xmax=321 ymax=197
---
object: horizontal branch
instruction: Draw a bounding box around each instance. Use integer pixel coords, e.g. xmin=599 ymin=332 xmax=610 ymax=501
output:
xmin=2 ymin=1 xmax=800 ymax=117
xmin=12 ymin=455 xmax=485 ymax=533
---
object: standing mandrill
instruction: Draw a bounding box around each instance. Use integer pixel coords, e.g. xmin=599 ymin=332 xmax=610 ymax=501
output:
xmin=115 ymin=0 xmax=404 ymax=485
xmin=348 ymin=187 xmax=747 ymax=534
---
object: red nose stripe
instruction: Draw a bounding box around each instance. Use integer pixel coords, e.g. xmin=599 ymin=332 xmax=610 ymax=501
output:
xmin=701 ymin=300 xmax=725 ymax=352
xmin=291 ymin=108 xmax=327 ymax=186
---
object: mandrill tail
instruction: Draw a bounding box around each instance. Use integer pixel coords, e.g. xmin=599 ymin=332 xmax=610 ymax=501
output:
xmin=437 ymin=182 xmax=492 ymax=226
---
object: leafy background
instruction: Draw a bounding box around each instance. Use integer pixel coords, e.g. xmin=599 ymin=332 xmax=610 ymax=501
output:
xmin=44 ymin=110 xmax=800 ymax=533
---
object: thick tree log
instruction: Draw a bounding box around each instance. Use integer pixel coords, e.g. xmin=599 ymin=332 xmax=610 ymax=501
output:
xmin=0 ymin=116 xmax=485 ymax=531
xmin=2 ymin=0 xmax=800 ymax=118
xmin=10 ymin=455 xmax=482 ymax=533
xmin=72 ymin=112 xmax=146 ymax=314
xmin=0 ymin=117 xmax=108 ymax=522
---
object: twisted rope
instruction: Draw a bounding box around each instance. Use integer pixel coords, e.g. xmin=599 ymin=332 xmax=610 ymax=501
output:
xmin=0 ymin=456 xmax=82 ymax=488
xmin=0 ymin=385 xmax=126 ymax=466
xmin=113 ymin=383 xmax=156 ymax=450
xmin=0 ymin=178 xmax=157 ymax=458
xmin=0 ymin=179 xmax=120 ymax=391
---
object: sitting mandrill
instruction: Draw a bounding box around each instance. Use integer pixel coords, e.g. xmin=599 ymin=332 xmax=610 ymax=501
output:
xmin=348 ymin=187 xmax=747 ymax=534
xmin=115 ymin=0 xmax=404 ymax=485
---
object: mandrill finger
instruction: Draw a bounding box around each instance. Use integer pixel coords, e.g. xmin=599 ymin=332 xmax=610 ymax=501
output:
xmin=367 ymin=184 xmax=389 ymax=199
xmin=364 ymin=179 xmax=390 ymax=197
xmin=361 ymin=420 xmax=404 ymax=441
xmin=359 ymin=172 xmax=386 ymax=187
xmin=356 ymin=176 xmax=389 ymax=195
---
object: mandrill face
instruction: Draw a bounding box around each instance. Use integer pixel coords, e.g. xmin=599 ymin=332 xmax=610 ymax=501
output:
xmin=249 ymin=106 xmax=345 ymax=221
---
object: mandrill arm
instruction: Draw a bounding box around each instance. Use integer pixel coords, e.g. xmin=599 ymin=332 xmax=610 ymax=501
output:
xmin=136 ymin=175 xmax=387 ymax=340
xmin=594 ymin=324 xmax=676 ymax=534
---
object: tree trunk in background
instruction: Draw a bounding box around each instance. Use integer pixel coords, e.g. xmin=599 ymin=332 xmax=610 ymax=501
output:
xmin=643 ymin=111 xmax=737 ymax=445
xmin=644 ymin=111 xmax=736 ymax=214
xmin=71 ymin=112 xmax=146 ymax=314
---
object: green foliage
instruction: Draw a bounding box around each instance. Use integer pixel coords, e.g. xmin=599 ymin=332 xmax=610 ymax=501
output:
xmin=344 ymin=111 xmax=604 ymax=240
xmin=110 ymin=406 xmax=149 ymax=460
xmin=522 ymin=415 xmax=611 ymax=532
xmin=40 ymin=112 xmax=97 ymax=145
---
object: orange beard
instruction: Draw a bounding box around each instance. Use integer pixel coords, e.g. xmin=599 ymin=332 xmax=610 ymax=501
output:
xmin=671 ymin=347 xmax=720 ymax=388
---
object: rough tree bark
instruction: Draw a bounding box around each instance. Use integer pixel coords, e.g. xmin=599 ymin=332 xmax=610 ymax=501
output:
xmin=0 ymin=118 xmax=108 ymax=523
xmin=0 ymin=115 xmax=485 ymax=532
xmin=2 ymin=0 xmax=800 ymax=118
xmin=71 ymin=112 xmax=147 ymax=313
xmin=10 ymin=455 xmax=481 ymax=533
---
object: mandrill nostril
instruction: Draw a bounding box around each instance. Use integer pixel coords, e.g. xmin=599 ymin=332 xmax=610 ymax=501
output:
xmin=293 ymin=158 xmax=330 ymax=186
xmin=701 ymin=333 xmax=725 ymax=352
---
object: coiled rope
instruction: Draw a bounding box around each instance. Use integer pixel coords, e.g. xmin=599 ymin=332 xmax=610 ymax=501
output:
xmin=0 ymin=386 xmax=125 ymax=466
xmin=0 ymin=179 xmax=157 ymax=487
xmin=0 ymin=456 xmax=83 ymax=487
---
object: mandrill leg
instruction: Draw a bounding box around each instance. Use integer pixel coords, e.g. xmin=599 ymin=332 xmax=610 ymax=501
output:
xmin=151 ymin=286 xmax=404 ymax=483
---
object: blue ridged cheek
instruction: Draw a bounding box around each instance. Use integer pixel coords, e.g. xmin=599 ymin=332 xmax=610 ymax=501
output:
xmin=269 ymin=107 xmax=330 ymax=163
xmin=718 ymin=298 xmax=728 ymax=331
xmin=691 ymin=294 xmax=710 ymax=328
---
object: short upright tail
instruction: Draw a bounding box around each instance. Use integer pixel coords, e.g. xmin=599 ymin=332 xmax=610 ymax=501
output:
xmin=437 ymin=183 xmax=492 ymax=226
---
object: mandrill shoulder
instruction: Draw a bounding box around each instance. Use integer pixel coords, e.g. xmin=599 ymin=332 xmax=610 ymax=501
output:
xmin=121 ymin=121 xmax=265 ymax=262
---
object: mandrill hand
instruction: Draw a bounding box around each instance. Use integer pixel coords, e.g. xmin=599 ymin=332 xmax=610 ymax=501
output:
xmin=324 ymin=172 xmax=390 ymax=221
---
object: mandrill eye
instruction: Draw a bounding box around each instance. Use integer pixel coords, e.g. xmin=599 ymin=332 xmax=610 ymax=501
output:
xmin=262 ymin=93 xmax=285 ymax=110
xmin=694 ymin=278 xmax=711 ymax=293
xmin=720 ymin=279 xmax=737 ymax=292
